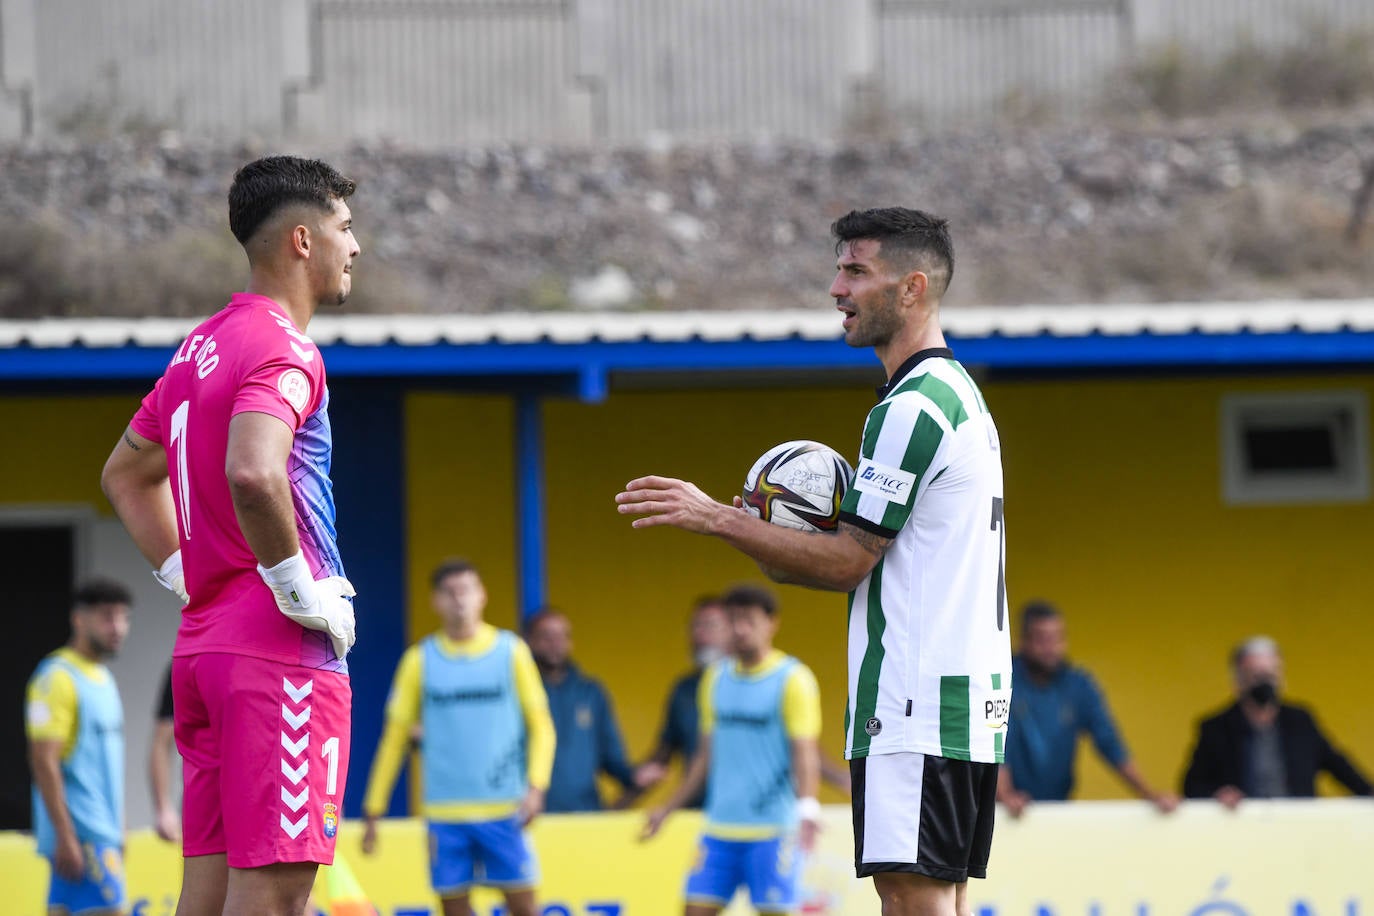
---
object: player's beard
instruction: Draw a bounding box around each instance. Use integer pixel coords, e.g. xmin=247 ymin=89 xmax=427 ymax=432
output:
xmin=845 ymin=287 xmax=903 ymax=349
xmin=695 ymin=646 xmax=725 ymax=668
xmin=1024 ymin=657 xmax=1063 ymax=680
xmin=87 ymin=635 xmax=121 ymax=660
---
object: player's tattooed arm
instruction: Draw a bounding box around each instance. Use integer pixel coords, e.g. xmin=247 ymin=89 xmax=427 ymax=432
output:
xmin=758 ymin=524 xmax=889 ymax=590
xmin=839 ymin=521 xmax=892 ymax=559
xmin=122 ymin=431 xmax=142 ymax=451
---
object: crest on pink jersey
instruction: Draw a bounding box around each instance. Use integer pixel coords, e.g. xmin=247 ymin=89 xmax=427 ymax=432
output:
xmin=322 ymin=802 xmax=338 ymax=838
xmin=278 ymin=369 xmax=311 ymax=413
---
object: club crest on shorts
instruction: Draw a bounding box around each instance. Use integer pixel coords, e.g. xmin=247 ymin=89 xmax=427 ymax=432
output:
xmin=865 ymin=717 xmax=882 ymax=736
xmin=322 ymin=802 xmax=338 ymax=839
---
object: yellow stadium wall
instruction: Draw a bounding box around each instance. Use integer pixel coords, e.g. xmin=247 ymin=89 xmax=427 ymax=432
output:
xmin=3 ymin=378 xmax=1361 ymax=810
xmin=0 ymin=394 xmax=144 ymax=507
xmin=407 ymin=372 xmax=1374 ymax=806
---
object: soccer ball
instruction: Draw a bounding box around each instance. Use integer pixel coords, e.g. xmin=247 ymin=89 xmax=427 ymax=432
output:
xmin=742 ymin=440 xmax=855 ymax=532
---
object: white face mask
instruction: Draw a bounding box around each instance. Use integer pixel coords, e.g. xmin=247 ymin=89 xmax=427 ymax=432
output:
xmin=695 ymin=646 xmax=726 ymax=668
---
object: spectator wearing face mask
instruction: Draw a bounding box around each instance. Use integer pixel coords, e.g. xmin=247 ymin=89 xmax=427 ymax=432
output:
xmin=1182 ymin=636 xmax=1372 ymax=807
xmin=633 ymin=596 xmax=732 ymax=807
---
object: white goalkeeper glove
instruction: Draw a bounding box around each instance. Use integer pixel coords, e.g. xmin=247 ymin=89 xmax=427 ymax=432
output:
xmin=257 ymin=551 xmax=357 ymax=659
xmin=153 ymin=549 xmax=189 ymax=604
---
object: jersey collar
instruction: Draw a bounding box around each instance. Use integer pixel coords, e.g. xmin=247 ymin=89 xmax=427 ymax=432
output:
xmin=876 ymin=347 xmax=955 ymax=400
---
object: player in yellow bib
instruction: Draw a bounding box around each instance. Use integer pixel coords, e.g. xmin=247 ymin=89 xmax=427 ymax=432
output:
xmin=643 ymin=585 xmax=823 ymax=915
xmin=360 ymin=559 xmax=555 ymax=916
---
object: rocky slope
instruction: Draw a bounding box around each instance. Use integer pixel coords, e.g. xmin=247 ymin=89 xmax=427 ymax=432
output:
xmin=2 ymin=108 xmax=1372 ymax=318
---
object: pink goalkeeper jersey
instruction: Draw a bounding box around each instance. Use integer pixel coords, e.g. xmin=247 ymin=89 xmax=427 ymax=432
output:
xmin=131 ymin=293 xmax=347 ymax=671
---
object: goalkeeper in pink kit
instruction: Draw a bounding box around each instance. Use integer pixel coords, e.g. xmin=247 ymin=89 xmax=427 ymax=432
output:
xmin=101 ymin=156 xmax=361 ymax=916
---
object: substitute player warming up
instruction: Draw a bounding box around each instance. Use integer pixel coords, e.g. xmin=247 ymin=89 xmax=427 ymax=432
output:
xmin=617 ymin=208 xmax=1010 ymax=916
xmin=360 ymin=560 xmax=555 ymax=916
xmin=642 ymin=585 xmax=823 ymax=916
xmin=101 ymin=156 xmax=362 ymax=916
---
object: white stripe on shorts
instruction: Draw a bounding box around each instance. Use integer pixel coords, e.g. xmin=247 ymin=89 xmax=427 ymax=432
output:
xmin=861 ymin=751 xmax=926 ymax=866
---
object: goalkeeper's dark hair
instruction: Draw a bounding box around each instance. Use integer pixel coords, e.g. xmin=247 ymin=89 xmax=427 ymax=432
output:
xmin=73 ymin=578 xmax=133 ymax=610
xmin=1019 ymin=599 xmax=1062 ymax=636
xmin=721 ymin=583 xmax=778 ymax=617
xmin=228 ymin=155 xmax=356 ymax=245
xmin=430 ymin=557 xmax=479 ymax=590
xmin=831 ymin=207 xmax=954 ymax=298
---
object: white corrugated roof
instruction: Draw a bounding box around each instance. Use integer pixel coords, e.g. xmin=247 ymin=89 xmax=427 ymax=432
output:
xmin=2 ymin=300 xmax=1372 ymax=349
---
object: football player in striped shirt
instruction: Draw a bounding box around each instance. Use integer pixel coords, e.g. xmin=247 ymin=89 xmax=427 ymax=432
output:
xmin=618 ymin=208 xmax=1010 ymax=916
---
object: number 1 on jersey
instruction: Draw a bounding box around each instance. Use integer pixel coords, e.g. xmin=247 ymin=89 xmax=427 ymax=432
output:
xmin=322 ymin=736 xmax=340 ymax=795
xmin=169 ymin=400 xmax=192 ymax=539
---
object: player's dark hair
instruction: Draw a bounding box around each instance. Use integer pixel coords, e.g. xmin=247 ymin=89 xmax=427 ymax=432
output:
xmin=522 ymin=606 xmax=566 ymax=637
xmin=228 ymin=155 xmax=357 ymax=245
xmin=430 ymin=558 xmax=478 ymax=590
xmin=831 ymin=207 xmax=955 ymax=298
xmin=1019 ymin=599 xmax=1061 ymax=636
xmin=721 ymin=584 xmax=778 ymax=617
xmin=73 ymin=578 xmax=133 ymax=610
xmin=691 ymin=594 xmax=722 ymax=614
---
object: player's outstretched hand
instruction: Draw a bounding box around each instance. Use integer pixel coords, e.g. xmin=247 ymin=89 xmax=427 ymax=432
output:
xmin=799 ymin=817 xmax=821 ymax=853
xmin=361 ymin=816 xmax=379 ymax=856
xmin=1150 ymin=791 xmax=1181 ymax=815
xmin=633 ymin=760 xmax=668 ymax=789
xmin=154 ymin=804 xmax=182 ymax=843
xmin=615 ymin=476 xmax=742 ymax=534
xmin=54 ymin=834 xmax=84 ymax=881
xmin=518 ymin=786 xmax=546 ymax=827
xmin=999 ymin=788 xmax=1031 ymax=818
xmin=639 ymin=806 xmax=671 ymax=842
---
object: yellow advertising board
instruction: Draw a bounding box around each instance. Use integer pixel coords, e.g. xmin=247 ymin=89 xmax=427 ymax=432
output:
xmin=2 ymin=800 xmax=1370 ymax=915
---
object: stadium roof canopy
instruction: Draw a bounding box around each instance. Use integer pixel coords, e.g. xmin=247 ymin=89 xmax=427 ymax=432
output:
xmin=3 ymin=299 xmax=1373 ymax=395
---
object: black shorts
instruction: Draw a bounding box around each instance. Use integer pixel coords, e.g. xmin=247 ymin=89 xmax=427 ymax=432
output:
xmin=850 ymin=751 xmax=999 ymax=883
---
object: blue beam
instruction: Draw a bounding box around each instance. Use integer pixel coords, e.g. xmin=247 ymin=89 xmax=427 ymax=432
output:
xmin=4 ymin=328 xmax=1374 ymax=383
xmin=515 ymin=393 xmax=546 ymax=620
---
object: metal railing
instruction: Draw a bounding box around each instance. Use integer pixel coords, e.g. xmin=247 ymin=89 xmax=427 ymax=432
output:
xmin=872 ymin=0 xmax=1131 ymax=125
xmin=1 ymin=0 xmax=1370 ymax=144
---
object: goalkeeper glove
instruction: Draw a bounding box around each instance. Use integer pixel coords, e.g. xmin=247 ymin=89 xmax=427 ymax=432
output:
xmin=257 ymin=551 xmax=357 ymax=659
xmin=153 ymin=550 xmax=189 ymax=604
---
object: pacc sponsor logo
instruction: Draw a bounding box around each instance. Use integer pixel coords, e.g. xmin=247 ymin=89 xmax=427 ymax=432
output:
xmin=860 ymin=467 xmax=908 ymax=490
xmin=852 ymin=461 xmax=916 ymax=504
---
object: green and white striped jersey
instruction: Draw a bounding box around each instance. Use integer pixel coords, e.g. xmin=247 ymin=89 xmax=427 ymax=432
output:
xmin=837 ymin=348 xmax=1011 ymax=764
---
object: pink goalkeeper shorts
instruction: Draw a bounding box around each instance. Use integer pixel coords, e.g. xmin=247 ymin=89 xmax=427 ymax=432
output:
xmin=172 ymin=653 xmax=352 ymax=868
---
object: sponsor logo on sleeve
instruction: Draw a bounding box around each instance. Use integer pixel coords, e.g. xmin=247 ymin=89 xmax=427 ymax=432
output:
xmin=278 ymin=369 xmax=311 ymax=414
xmin=26 ymin=699 xmax=51 ymax=727
xmin=851 ymin=459 xmax=917 ymax=504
